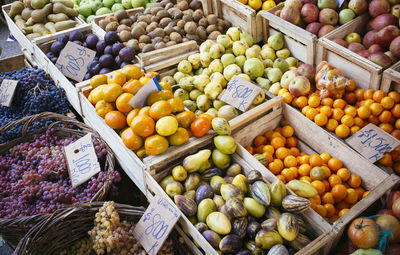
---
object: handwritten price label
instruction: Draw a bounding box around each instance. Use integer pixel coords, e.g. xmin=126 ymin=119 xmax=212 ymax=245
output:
xmin=133 ymin=195 xmax=179 ymax=255
xmin=219 ymin=75 xmax=261 ymax=112
xmin=55 ymin=41 xmax=96 ymax=82
xmin=0 ymin=79 xmax=18 ymax=107
xmin=346 ymin=123 xmax=400 ymax=163
xmin=128 ymin=77 xmax=162 ymax=108
xmin=63 ymin=133 xmax=101 ymax=187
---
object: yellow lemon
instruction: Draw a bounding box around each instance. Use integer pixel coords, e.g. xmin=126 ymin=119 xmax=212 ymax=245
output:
xmin=262 ymin=0 xmax=276 ymax=11
xmin=248 ymin=0 xmax=262 ymax=10
xmin=156 ymin=116 xmax=178 ymax=136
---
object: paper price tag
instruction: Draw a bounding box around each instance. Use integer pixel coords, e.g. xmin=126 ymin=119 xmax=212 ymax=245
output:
xmin=128 ymin=77 xmax=162 ymax=108
xmin=64 ymin=133 xmax=101 ymax=187
xmin=0 ymin=79 xmax=18 ymax=107
xmin=346 ymin=123 xmax=400 ymax=163
xmin=55 ymin=41 xmax=96 ymax=82
xmin=219 ymin=75 xmax=261 ymax=112
xmin=133 ymin=195 xmax=180 ymax=255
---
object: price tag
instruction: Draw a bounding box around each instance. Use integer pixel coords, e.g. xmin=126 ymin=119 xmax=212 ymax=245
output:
xmin=133 ymin=194 xmax=180 ymax=255
xmin=63 ymin=133 xmax=101 ymax=187
xmin=0 ymin=79 xmax=18 ymax=107
xmin=346 ymin=123 xmax=400 ymax=163
xmin=219 ymin=75 xmax=261 ymax=112
xmin=128 ymin=77 xmax=162 ymax=108
xmin=55 ymin=41 xmax=96 ymax=82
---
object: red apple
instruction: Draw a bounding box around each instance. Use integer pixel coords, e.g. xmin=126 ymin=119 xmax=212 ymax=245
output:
xmin=369 ymin=0 xmax=391 ymax=18
xmin=306 ymin=22 xmax=322 ymax=35
xmin=369 ymin=13 xmax=398 ymax=31
xmin=368 ymin=52 xmax=393 ymax=68
xmin=281 ymin=6 xmax=301 ymax=24
xmin=301 ymin=4 xmax=320 ymax=23
xmin=358 ymin=50 xmax=371 ymax=58
xmin=390 ymin=36 xmax=400 ymax=58
xmin=318 ymin=25 xmax=335 ymax=37
xmin=376 ymin=25 xmax=400 ymax=47
xmin=368 ymin=44 xmax=383 ymax=53
xmin=301 ymin=0 xmax=317 ymax=4
xmin=296 ymin=63 xmax=316 ymax=81
xmin=349 ymin=0 xmax=369 ymax=15
xmin=289 ymin=76 xmax=311 ymax=97
xmin=387 ymin=191 xmax=400 ymax=210
xmin=332 ymin=38 xmax=348 ymax=47
xmin=363 ymin=30 xmax=378 ymax=48
xmin=385 ymin=51 xmax=397 ymax=63
xmin=319 ymin=8 xmax=339 ymax=25
xmin=378 ymin=209 xmax=397 ymax=217
xmin=348 ymin=42 xmax=366 ymax=52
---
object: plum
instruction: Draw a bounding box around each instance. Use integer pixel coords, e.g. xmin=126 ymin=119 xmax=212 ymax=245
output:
xmin=104 ymin=31 xmax=119 ymax=45
xmin=99 ymin=54 xmax=115 ymax=68
xmin=120 ymin=62 xmax=130 ymax=68
xmin=104 ymin=45 xmax=113 ymax=55
xmin=87 ymin=61 xmax=102 ymax=75
xmin=115 ymin=56 xmax=123 ymax=66
xmin=96 ymin=40 xmax=107 ymax=54
xmin=84 ymin=72 xmax=92 ymax=80
xmin=119 ymin=47 xmax=135 ymax=62
xmin=83 ymin=42 xmax=88 ymax=48
xmin=86 ymin=34 xmax=99 ymax=49
xmin=112 ymin=43 xmax=125 ymax=56
xmin=69 ymin=30 xmax=84 ymax=42
xmin=46 ymin=51 xmax=56 ymax=59
xmin=99 ymin=68 xmax=112 ymax=74
xmin=56 ymin=34 xmax=68 ymax=44
xmin=50 ymin=41 xmax=65 ymax=56
xmin=73 ymin=40 xmax=83 ymax=46
xmin=51 ymin=57 xmax=58 ymax=64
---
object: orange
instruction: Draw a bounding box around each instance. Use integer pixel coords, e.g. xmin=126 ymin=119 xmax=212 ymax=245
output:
xmin=310 ymin=167 xmax=326 ymax=181
xmin=107 ymin=71 xmax=126 ymax=86
xmin=115 ymin=93 xmax=134 ymax=113
xmin=298 ymin=155 xmax=310 ymax=164
xmin=149 ymin=100 xmax=172 ymax=120
xmin=298 ymin=164 xmax=311 ymax=176
xmin=309 ymin=154 xmax=323 ymax=167
xmin=308 ymin=95 xmax=321 ymax=108
xmin=332 ymin=108 xmax=345 ymax=121
xmin=368 ymin=114 xmax=380 ymax=125
xmin=198 ymin=113 xmax=213 ymax=121
xmin=281 ymin=168 xmax=295 ymax=182
xmin=348 ymin=174 xmax=361 ymax=188
xmin=381 ymin=96 xmax=395 ymax=109
xmin=265 ymin=130 xmax=274 ymax=140
xmin=90 ymin=74 xmax=107 ymax=88
xmin=121 ymin=65 xmax=143 ymax=80
xmin=248 ymin=0 xmax=262 ymax=10
xmin=326 ymin=119 xmax=339 ymax=132
xmin=373 ymin=90 xmax=386 ymax=103
xmin=337 ymin=168 xmax=350 ymax=181
xmin=362 ymin=99 xmax=374 ymax=108
xmin=344 ymin=92 xmax=357 ymax=104
xmin=320 ymin=106 xmax=333 ymax=117
xmin=103 ymin=83 xmax=123 ymax=102
xmin=262 ymin=152 xmax=274 ymax=164
xmin=281 ymin=125 xmax=294 ymax=138
xmin=147 ymin=90 xmax=173 ymax=105
xmin=144 ymin=134 xmax=169 ymax=155
xmin=389 ymin=91 xmax=400 ymax=103
xmin=159 ymin=81 xmax=171 ymax=91
xmin=321 ymin=166 xmax=331 ymax=178
xmin=286 ymin=137 xmax=298 ymax=147
xmin=295 ymin=96 xmax=308 ymax=109
xmin=104 ymin=111 xmax=126 ymax=130
xmin=369 ymin=102 xmax=384 ymax=116
xmin=391 ymin=129 xmax=400 ymax=140
xmin=322 ymin=192 xmax=335 ymax=204
xmin=284 ymin=155 xmax=298 ymax=168
xmin=276 ymin=175 xmax=286 ymax=183
xmin=176 ymin=111 xmax=196 ymax=129
xmin=379 ymin=153 xmax=392 ymax=167
xmin=333 ymin=99 xmax=346 ymax=109
xmin=254 ymin=135 xmax=268 ymax=147
xmin=245 ymin=146 xmax=254 ymax=154
xmin=131 ymin=115 xmax=155 ymax=137
xmin=355 ymin=88 xmax=365 ymax=101
xmin=271 ymin=136 xmax=286 ymax=149
xmin=357 ymin=106 xmax=371 ymax=119
xmin=328 ymin=174 xmax=342 ymax=187
xmin=344 ymin=188 xmax=358 ymax=204
xmin=122 ymin=79 xmax=143 ymax=95
xmin=320 ymin=153 xmax=331 ymax=164
xmin=268 ymin=159 xmax=284 ymax=175
xmin=350 ymin=126 xmax=360 ymax=135
xmin=354 ymin=117 xmax=366 ymax=127
xmin=315 ymin=204 xmax=327 ymax=217
xmin=363 ymin=89 xmax=374 ymax=100
xmin=282 ymin=92 xmax=293 ymax=104
xmin=314 ymin=113 xmax=328 ymax=126
xmin=139 ymin=106 xmax=150 ymax=116
xmin=139 ymin=77 xmax=151 ymax=85
xmin=290 ymin=147 xmax=300 ymax=157
xmin=335 ymin=124 xmax=350 ymax=138
xmin=145 ymin=72 xmax=159 ymax=79
xmin=95 ymin=100 xmax=114 ymax=118
xmin=344 ymin=106 xmax=357 ymax=118
xmin=275 ymin=147 xmax=290 ymax=160
xmin=302 ymin=105 xmax=310 ymax=115
xmin=300 ymin=176 xmax=312 ymax=183
xmin=256 ymin=145 xmax=265 ymax=154
xmin=341 ymin=115 xmax=354 ymax=127
xmin=309 ymin=195 xmax=321 ymax=210
xmin=262 ymin=145 xmax=275 ymax=155
xmin=338 ymin=208 xmax=349 ymax=217
xmin=168 ymin=127 xmax=190 ymax=146
xmin=306 ymin=108 xmax=319 ymax=120
xmin=379 ymin=123 xmax=393 ymax=133
xmin=321 ymin=97 xmax=334 ymax=107
xmin=396 ymin=119 xmax=400 ymax=129
xmin=168 ymin=98 xmax=184 ymax=113
xmin=331 ymin=184 xmax=347 ymax=201
xmin=355 ymin=187 xmax=365 ymax=200
xmin=391 ymin=104 xmax=400 ymax=117
xmin=312 ymin=180 xmax=326 ymax=195
xmin=327 ymin=158 xmax=343 ymax=172
xmin=324 ymin=203 xmax=336 ymax=218
xmin=190 ymin=117 xmax=211 ymax=137
xmin=379 ymin=110 xmax=392 ymax=123
xmin=126 ymin=108 xmax=140 ymax=126
xmin=121 ymin=128 xmax=143 ymax=151
xmin=271 ymin=131 xmax=283 ymax=139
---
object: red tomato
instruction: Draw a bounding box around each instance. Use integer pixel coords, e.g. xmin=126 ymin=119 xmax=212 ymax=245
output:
xmin=348 ymin=218 xmax=380 ymax=249
xmin=190 ymin=116 xmax=211 ymax=137
xmin=376 ymin=215 xmax=400 ymax=243
xmin=387 ymin=191 xmax=400 ymax=209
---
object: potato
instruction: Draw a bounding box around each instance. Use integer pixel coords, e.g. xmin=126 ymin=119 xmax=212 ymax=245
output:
xmin=131 ymin=26 xmax=145 ymax=39
xmin=126 ymin=39 xmax=139 ymax=51
xmin=169 ymin=32 xmax=182 ymax=43
xmin=206 ymin=24 xmax=217 ymax=34
xmin=207 ymin=14 xmax=218 ymax=25
xmin=155 ymin=42 xmax=166 ymax=50
xmin=197 ymin=26 xmax=207 ymax=40
xmin=149 ymin=28 xmax=165 ymax=39
xmin=156 ymin=10 xmax=169 ymax=20
xmin=142 ymin=44 xmax=155 ymax=53
xmin=150 ymin=7 xmax=163 ymax=15
xmin=193 ymin=10 xmax=203 ymax=22
xmin=146 ymin=22 xmax=158 ymax=33
xmin=177 ymin=1 xmax=189 ymax=11
xmin=117 ymin=24 xmax=130 ymax=33
xmin=189 ymin=0 xmax=202 ymax=10
xmin=164 ymin=26 xmax=174 ymax=35
xmin=198 ymin=17 xmax=208 ymax=27
xmin=105 ymin=16 xmax=117 ymax=23
xmin=99 ymin=20 xmax=108 ymax=29
xmin=115 ymin=10 xmax=128 ymax=21
xmin=152 ymin=37 xmax=164 ymax=44
xmin=208 ymin=31 xmax=221 ymax=40
xmin=138 ymin=15 xmax=151 ymax=24
xmin=120 ymin=18 xmax=132 ymax=27
xmin=165 ymin=2 xmax=174 ymax=9
xmin=139 ymin=35 xmax=151 ymax=44
xmin=177 ymin=20 xmax=185 ymax=29
xmin=182 ymin=14 xmax=193 ymax=22
xmin=119 ymin=30 xmax=132 ymax=42
xmin=168 ymin=7 xmax=183 ymax=19
xmin=184 ymin=21 xmax=197 ymax=35
xmin=105 ymin=22 xmax=118 ymax=32
xmin=159 ymin=17 xmax=172 ymax=28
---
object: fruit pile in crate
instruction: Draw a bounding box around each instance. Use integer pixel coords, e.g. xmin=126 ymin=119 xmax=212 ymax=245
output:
xmin=235 ymin=0 xmax=277 ymax=12
xmin=272 ymin=0 xmax=367 ymax=37
xmin=329 ymin=0 xmax=400 ymax=68
xmin=6 ymin=0 xmax=80 ymax=39
xmin=165 ymin=27 xmax=300 ymax=118
xmin=246 ymin=125 xmax=369 ymax=221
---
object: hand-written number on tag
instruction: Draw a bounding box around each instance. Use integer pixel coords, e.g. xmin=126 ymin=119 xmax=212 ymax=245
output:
xmin=227 ymin=79 xmax=254 ymax=111
xmin=56 ymin=46 xmax=93 ymax=77
xmin=142 ymin=208 xmax=169 ymax=255
xmin=69 ymin=141 xmax=100 ymax=185
xmin=357 ymin=129 xmax=393 ymax=161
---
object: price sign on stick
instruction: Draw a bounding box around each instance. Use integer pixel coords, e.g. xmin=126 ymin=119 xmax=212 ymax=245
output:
xmin=128 ymin=77 xmax=162 ymax=108
xmin=134 ymin=195 xmax=180 ymax=255
xmin=0 ymin=79 xmax=18 ymax=107
xmin=64 ymin=133 xmax=101 ymax=187
xmin=346 ymin=123 xmax=400 ymax=163
xmin=219 ymin=75 xmax=261 ymax=112
xmin=55 ymin=41 xmax=96 ymax=82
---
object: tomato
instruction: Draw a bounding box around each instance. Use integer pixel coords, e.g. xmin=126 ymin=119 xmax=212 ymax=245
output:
xmin=387 ymin=191 xmax=400 ymax=210
xmin=190 ymin=116 xmax=211 ymax=137
xmin=376 ymin=215 xmax=400 ymax=243
xmin=348 ymin=218 xmax=380 ymax=249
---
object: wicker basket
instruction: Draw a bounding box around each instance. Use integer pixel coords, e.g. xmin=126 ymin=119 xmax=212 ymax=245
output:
xmin=14 ymin=202 xmax=189 ymax=255
xmin=0 ymin=112 xmax=116 ymax=248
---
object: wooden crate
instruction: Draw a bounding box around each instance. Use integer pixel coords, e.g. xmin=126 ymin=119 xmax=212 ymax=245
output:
xmin=260 ymin=7 xmax=317 ymax=65
xmin=145 ymin=139 xmax=334 ymax=255
xmin=2 ymin=4 xmax=84 ymax=54
xmin=316 ymin=14 xmax=384 ymax=90
xmin=206 ymin=0 xmax=263 ymax=43
xmin=381 ymin=61 xmax=400 ymax=93
xmin=0 ymin=54 xmax=32 ymax=72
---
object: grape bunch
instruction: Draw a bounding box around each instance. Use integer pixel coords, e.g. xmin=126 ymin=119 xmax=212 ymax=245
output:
xmin=0 ymin=67 xmax=70 ymax=143
xmin=0 ymin=129 xmax=121 ymax=219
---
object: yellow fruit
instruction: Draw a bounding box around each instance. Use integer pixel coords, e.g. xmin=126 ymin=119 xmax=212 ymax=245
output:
xmin=115 ymin=93 xmax=134 ymax=113
xmin=248 ymin=0 xmax=262 ymax=10
xmin=90 ymin=74 xmax=107 ymax=88
xmin=168 ymin=127 xmax=190 ymax=146
xmin=95 ymin=100 xmax=114 ymax=118
xmin=89 ymin=85 xmax=106 ymax=104
xmin=103 ymin=83 xmax=123 ymax=102
xmin=262 ymin=0 xmax=276 ymax=10
xmin=172 ymin=165 xmax=188 ymax=181
xmin=156 ymin=116 xmax=178 ymax=136
xmin=237 ymin=0 xmax=247 ymax=4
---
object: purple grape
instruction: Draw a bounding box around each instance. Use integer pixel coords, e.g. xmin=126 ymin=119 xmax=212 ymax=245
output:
xmin=99 ymin=54 xmax=114 ymax=68
xmin=104 ymin=31 xmax=119 ymax=45
xmin=86 ymin=34 xmax=99 ymax=49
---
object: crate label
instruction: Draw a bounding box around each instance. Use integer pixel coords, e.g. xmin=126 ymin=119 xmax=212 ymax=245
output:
xmin=133 ymin=194 xmax=180 ymax=255
xmin=337 ymin=0 xmax=345 ymax=7
xmin=64 ymin=133 xmax=100 ymax=187
xmin=128 ymin=77 xmax=162 ymax=108
xmin=0 ymin=79 xmax=18 ymax=107
xmin=55 ymin=41 xmax=96 ymax=82
xmin=346 ymin=123 xmax=400 ymax=163
xmin=219 ymin=75 xmax=261 ymax=112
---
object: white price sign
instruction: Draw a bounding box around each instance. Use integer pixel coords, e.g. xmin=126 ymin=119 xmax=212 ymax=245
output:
xmin=0 ymin=79 xmax=18 ymax=107
xmin=128 ymin=77 xmax=162 ymax=108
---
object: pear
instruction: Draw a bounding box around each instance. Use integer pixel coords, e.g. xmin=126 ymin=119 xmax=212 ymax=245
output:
xmin=223 ymin=64 xmax=242 ymax=81
xmin=264 ymin=59 xmax=274 ymax=68
xmin=180 ymin=77 xmax=194 ymax=91
xmin=273 ymin=58 xmax=289 ymax=73
xmin=200 ymin=52 xmax=212 ymax=67
xmin=269 ymin=82 xmax=282 ymax=95
xmin=276 ymin=48 xmax=290 ymax=59
xmin=235 ymin=56 xmax=246 ymax=70
xmin=238 ymin=73 xmax=251 ymax=81
xmin=213 ymin=100 xmax=226 ymax=110
xmin=217 ymin=34 xmax=232 ymax=48
xmin=260 ymin=46 xmax=276 ymax=61
xmin=226 ymin=27 xmax=241 ymax=41
xmin=183 ymin=149 xmax=212 ymax=173
xmin=197 ymin=94 xmax=212 ymax=111
xmin=209 ymin=59 xmax=224 ymax=73
xmin=193 ymin=75 xmax=210 ymax=92
xmin=209 ymin=44 xmax=225 ymax=59
xmin=190 ymin=89 xmax=203 ymax=101
xmin=178 ymin=60 xmax=193 ymax=74
xmin=267 ymin=68 xmax=283 ymax=83
xmin=205 ymin=82 xmax=223 ymax=100
xmin=286 ymin=57 xmax=299 ymax=67
xmin=244 ymin=58 xmax=264 ymax=79
xmin=240 ymin=32 xmax=254 ymax=47
xmin=184 ymin=100 xmax=197 ymax=112
xmin=174 ymin=88 xmax=189 ymax=101
xmin=232 ymin=41 xmax=249 ymax=56
xmin=210 ymin=72 xmax=227 ymax=88
xmin=174 ymin=72 xmax=188 ymax=83
xmin=202 ymin=68 xmax=211 ymax=77
xmin=200 ymin=40 xmax=215 ymax=53
xmin=256 ymin=77 xmax=271 ymax=90
xmin=221 ymin=54 xmax=236 ymax=68
xmin=188 ymin=53 xmax=201 ymax=69
xmin=267 ymin=33 xmax=284 ymax=50
xmin=245 ymin=45 xmax=261 ymax=59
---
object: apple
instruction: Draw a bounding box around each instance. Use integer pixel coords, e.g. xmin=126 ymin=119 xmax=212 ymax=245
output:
xmin=348 ymin=42 xmax=366 ymax=52
xmin=390 ymin=36 xmax=400 ymax=58
xmin=318 ymin=25 xmax=335 ymax=37
xmin=345 ymin=32 xmax=362 ymax=44
xmin=285 ymin=0 xmax=303 ymax=10
xmin=319 ymin=9 xmax=339 ymax=25
xmin=281 ymin=6 xmax=301 ymax=25
xmin=296 ymin=63 xmax=316 ymax=81
xmin=378 ymin=209 xmax=397 ymax=217
xmin=332 ymin=38 xmax=348 ymax=47
xmin=385 ymin=51 xmax=397 ymax=63
xmin=302 ymin=0 xmax=317 ymax=4
xmin=317 ymin=0 xmax=338 ymax=9
xmin=387 ymin=191 xmax=400 ymax=210
xmin=376 ymin=25 xmax=400 ymax=47
xmin=301 ymin=4 xmax=320 ymax=23
xmin=358 ymin=50 xmax=371 ymax=58
xmin=339 ymin=9 xmax=356 ymax=25
xmin=281 ymin=70 xmax=297 ymax=89
xmin=289 ymin=76 xmax=311 ymax=97
xmin=368 ymin=52 xmax=392 ymax=68
xmin=369 ymin=0 xmax=391 ymax=18
xmin=369 ymin=14 xmax=398 ymax=31
xmin=306 ymin=22 xmax=322 ymax=35
xmin=348 ymin=0 xmax=369 ymax=15
xmin=368 ymin=44 xmax=384 ymax=53
xmin=363 ymin=30 xmax=378 ymax=48
xmin=392 ymin=5 xmax=400 ymax=18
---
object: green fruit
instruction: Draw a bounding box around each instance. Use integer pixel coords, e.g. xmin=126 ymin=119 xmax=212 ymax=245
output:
xmin=206 ymin=212 xmax=231 ymax=235
xmin=255 ymin=229 xmax=283 ymax=250
xmin=214 ymin=135 xmax=237 ymax=154
xmin=183 ymin=100 xmax=196 ymax=112
xmin=160 ymin=175 xmax=174 ymax=190
xmin=269 ymin=179 xmax=287 ymax=206
xmin=210 ymin=176 xmax=227 ymax=194
xmin=91 ymin=0 xmax=103 ymax=12
xmin=211 ymin=117 xmax=231 ymax=135
xmin=273 ymin=58 xmax=289 ymax=73
xmin=131 ymin=0 xmax=147 ymax=7
xmin=197 ymin=198 xmax=217 ymax=222
xmin=231 ymin=174 xmax=249 ymax=194
xmin=79 ymin=4 xmax=92 ymax=17
xmin=244 ymin=197 xmax=266 ymax=218
xmin=267 ymin=33 xmax=284 ymax=50
xmin=121 ymin=0 xmax=132 ymax=8
xmin=244 ymin=58 xmax=264 ymax=79
xmin=185 ymin=173 xmax=201 ymax=191
xmin=86 ymin=15 xmax=95 ymax=23
xmin=103 ymin=0 xmax=114 ymax=8
xmin=277 ymin=213 xmax=299 ymax=241
xmin=96 ymin=7 xmax=111 ymax=15
xmin=251 ymin=181 xmax=271 ymax=206
xmin=287 ymin=180 xmax=318 ymax=198
xmin=220 ymin=183 xmax=244 ymax=201
xmin=111 ymin=3 xmax=124 ymax=12
xmin=165 ymin=181 xmax=183 ymax=198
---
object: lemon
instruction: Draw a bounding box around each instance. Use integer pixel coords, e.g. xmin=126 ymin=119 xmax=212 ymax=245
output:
xmin=262 ymin=0 xmax=276 ymax=11
xmin=156 ymin=116 xmax=178 ymax=136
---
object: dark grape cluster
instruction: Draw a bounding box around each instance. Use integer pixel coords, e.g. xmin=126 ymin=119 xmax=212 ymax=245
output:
xmin=0 ymin=67 xmax=70 ymax=143
xmin=0 ymin=129 xmax=121 ymax=219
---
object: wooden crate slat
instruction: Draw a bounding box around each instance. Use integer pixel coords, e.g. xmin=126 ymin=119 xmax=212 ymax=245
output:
xmin=381 ymin=61 xmax=400 ymax=92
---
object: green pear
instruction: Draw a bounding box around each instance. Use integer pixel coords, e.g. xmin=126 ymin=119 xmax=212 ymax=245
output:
xmin=273 ymin=58 xmax=289 ymax=73
xmin=221 ymin=54 xmax=236 ymax=68
xmin=183 ymin=149 xmax=212 ymax=172
xmin=267 ymin=68 xmax=283 ymax=83
xmin=190 ymin=89 xmax=203 ymax=101
xmin=240 ymin=32 xmax=254 ymax=47
xmin=244 ymin=58 xmax=264 ymax=79
xmin=267 ymin=33 xmax=284 ymax=50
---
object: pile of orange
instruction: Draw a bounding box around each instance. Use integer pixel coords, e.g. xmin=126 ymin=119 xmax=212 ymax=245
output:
xmin=245 ymin=125 xmax=369 ymax=221
xmin=87 ymin=65 xmax=211 ymax=157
